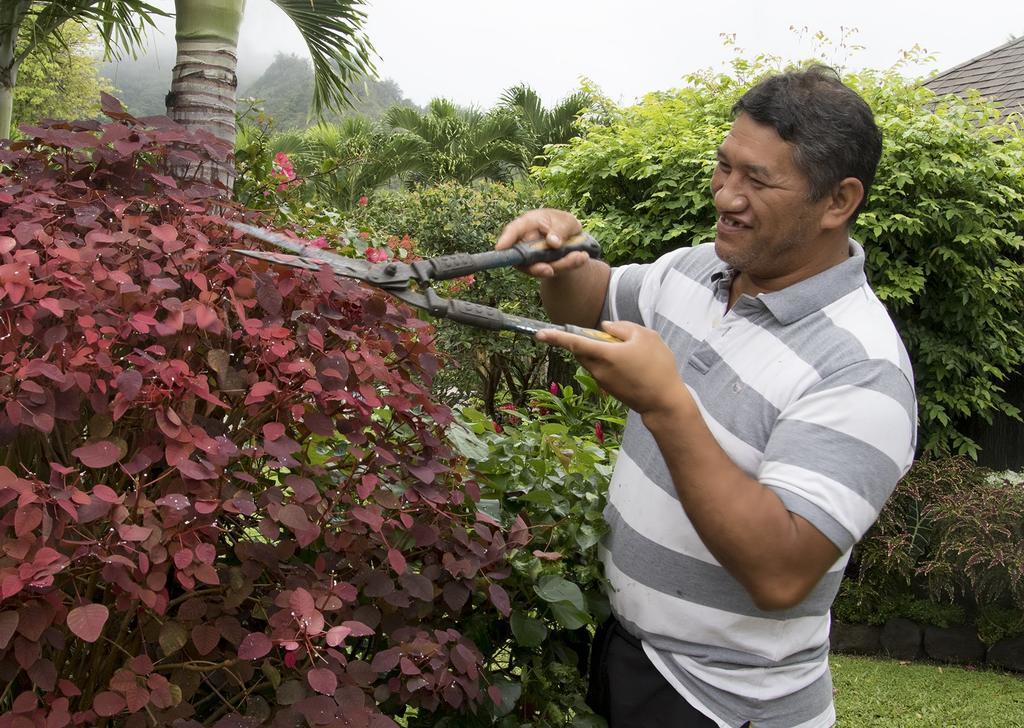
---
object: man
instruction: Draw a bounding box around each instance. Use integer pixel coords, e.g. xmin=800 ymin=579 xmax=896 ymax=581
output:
xmin=496 ymin=66 xmax=917 ymax=727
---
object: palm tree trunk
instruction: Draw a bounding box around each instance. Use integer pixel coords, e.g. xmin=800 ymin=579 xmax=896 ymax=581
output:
xmin=166 ymin=0 xmax=245 ymax=188
xmin=0 ymin=1 xmax=31 ymax=139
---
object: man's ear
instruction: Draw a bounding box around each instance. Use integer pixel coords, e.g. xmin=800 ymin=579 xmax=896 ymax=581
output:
xmin=820 ymin=177 xmax=864 ymax=231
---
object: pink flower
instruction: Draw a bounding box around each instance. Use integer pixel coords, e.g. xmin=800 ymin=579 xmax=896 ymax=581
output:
xmin=365 ymin=247 xmax=388 ymax=263
xmin=594 ymin=421 xmax=605 ymax=444
xmin=549 ymin=382 xmax=560 ymax=396
xmin=499 ymin=403 xmax=520 ymax=425
xmin=270 ymin=152 xmax=295 ymax=183
xmin=358 ymin=195 xmax=368 ymax=206
xmin=309 ymin=236 xmax=328 ymax=249
xmin=492 ymin=420 xmax=503 ymax=434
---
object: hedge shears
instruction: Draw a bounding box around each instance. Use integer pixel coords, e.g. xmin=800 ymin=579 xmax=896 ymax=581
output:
xmin=229 ymin=222 xmax=620 ymax=343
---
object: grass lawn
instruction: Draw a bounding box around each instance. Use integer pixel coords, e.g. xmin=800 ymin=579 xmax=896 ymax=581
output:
xmin=832 ymin=654 xmax=1024 ymax=727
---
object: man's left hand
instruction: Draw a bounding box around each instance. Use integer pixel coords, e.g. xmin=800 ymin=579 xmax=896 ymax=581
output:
xmin=537 ymin=321 xmax=689 ymax=417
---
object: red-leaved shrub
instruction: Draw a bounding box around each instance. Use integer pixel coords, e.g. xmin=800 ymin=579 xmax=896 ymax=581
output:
xmin=0 ymin=96 xmax=511 ymax=726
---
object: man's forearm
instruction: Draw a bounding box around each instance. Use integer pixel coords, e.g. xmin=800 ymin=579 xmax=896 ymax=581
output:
xmin=539 ymin=258 xmax=611 ymax=328
xmin=641 ymin=384 xmax=840 ymax=611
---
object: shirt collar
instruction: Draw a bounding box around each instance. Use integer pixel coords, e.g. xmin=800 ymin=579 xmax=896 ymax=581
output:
xmin=710 ymin=239 xmax=868 ymax=325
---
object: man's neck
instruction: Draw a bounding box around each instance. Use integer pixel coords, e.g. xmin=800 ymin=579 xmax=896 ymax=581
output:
xmin=728 ymin=235 xmax=850 ymax=308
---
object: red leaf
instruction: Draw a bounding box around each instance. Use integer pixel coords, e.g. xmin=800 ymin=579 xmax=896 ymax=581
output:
xmin=278 ymin=504 xmax=311 ymax=531
xmin=244 ymin=381 xmax=277 ymax=405
xmin=289 ymin=587 xmax=316 ymax=618
xmin=1 ymin=575 xmax=23 ymax=600
xmin=488 ymin=583 xmax=511 ymax=617
xmin=71 ymin=441 xmax=121 ymax=469
xmin=38 ymin=298 xmax=64 ymax=318
xmin=387 ymin=548 xmax=406 ymax=575
xmin=129 ymin=655 xmax=154 ymax=675
xmin=93 ymin=691 xmax=125 ymax=717
xmin=400 ymin=656 xmax=421 ymax=676
xmin=191 ymin=624 xmax=220 ymax=656
xmin=117 ymin=524 xmax=152 ymax=542
xmin=0 ymin=611 xmax=18 ymax=649
xmin=263 ymin=422 xmax=286 ymax=441
xmin=341 ymin=620 xmax=374 ymax=637
xmin=173 ymin=548 xmax=193 ymax=569
xmin=194 ymin=303 xmax=218 ymax=331
xmin=357 ymin=473 xmax=381 ymax=500
xmin=307 ymin=667 xmax=338 ymax=695
xmin=194 ymin=542 xmax=216 ymax=565
xmin=67 ymin=604 xmax=109 ymax=643
xmin=407 ymin=464 xmax=435 ymax=484
xmin=92 ymin=484 xmax=122 ymax=503
xmin=238 ymin=631 xmax=273 ymax=660
xmin=325 ymin=625 xmax=351 ymax=647
xmin=14 ymin=506 xmax=42 ymax=537
xmin=151 ymin=224 xmax=178 ymax=245
xmin=350 ymin=506 xmax=384 ymax=533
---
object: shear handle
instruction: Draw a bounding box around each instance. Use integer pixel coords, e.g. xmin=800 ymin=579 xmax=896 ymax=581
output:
xmin=411 ymin=290 xmax=620 ymax=342
xmin=412 ymin=233 xmax=600 ymax=282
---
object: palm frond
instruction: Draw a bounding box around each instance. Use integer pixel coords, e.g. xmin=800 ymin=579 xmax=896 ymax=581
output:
xmin=268 ymin=0 xmax=376 ymax=114
xmin=4 ymin=0 xmax=164 ymax=64
xmin=27 ymin=1 xmax=165 ymax=61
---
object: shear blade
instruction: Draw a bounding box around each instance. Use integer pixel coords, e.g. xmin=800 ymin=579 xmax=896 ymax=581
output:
xmin=230 ymin=221 xmax=372 ymax=279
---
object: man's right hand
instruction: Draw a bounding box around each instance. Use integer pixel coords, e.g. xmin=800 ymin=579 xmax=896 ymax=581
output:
xmin=496 ymin=208 xmax=589 ymax=279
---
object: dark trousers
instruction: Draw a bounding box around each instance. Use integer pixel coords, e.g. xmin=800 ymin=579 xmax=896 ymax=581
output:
xmin=587 ymin=617 xmax=720 ymax=727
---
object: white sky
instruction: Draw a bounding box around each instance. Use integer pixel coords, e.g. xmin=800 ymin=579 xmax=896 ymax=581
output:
xmin=147 ymin=0 xmax=1023 ymax=108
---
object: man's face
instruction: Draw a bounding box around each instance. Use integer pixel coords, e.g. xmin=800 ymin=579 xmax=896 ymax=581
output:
xmin=710 ymin=113 xmax=829 ymax=278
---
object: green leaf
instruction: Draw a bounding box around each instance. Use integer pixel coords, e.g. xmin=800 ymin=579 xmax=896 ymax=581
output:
xmin=534 ymin=575 xmax=585 ymax=610
xmin=550 ymin=601 xmax=589 ymax=630
xmin=447 ymin=421 xmax=489 ymax=461
xmin=510 ymin=611 xmax=548 ymax=647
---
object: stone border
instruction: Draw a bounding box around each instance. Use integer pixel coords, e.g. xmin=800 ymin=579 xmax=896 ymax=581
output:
xmin=830 ymin=618 xmax=1024 ymax=672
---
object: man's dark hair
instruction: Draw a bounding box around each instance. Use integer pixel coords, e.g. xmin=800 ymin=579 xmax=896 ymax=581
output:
xmin=731 ymin=64 xmax=882 ymax=222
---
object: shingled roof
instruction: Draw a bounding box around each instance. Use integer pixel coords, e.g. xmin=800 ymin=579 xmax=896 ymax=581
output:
xmin=925 ymin=35 xmax=1024 ymax=116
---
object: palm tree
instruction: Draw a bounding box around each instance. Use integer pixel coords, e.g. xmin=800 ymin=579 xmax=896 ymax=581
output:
xmin=0 ymin=0 xmax=164 ymax=138
xmin=167 ymin=0 xmax=376 ymax=187
xmin=384 ymin=98 xmax=525 ymax=186
xmin=499 ymin=83 xmax=593 ymax=166
xmin=291 ymin=118 xmax=401 ymax=209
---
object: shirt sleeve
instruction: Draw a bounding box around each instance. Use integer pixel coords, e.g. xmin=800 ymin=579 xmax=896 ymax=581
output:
xmin=757 ymin=358 xmax=917 ymax=552
xmin=601 ymin=248 xmax=692 ymax=326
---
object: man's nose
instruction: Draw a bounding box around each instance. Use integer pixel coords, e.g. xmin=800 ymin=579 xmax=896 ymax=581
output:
xmin=713 ymin=179 xmax=747 ymax=212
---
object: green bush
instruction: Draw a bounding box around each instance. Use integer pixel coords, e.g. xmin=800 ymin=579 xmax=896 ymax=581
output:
xmin=346 ymin=182 xmax=578 ymax=415
xmin=446 ymin=369 xmax=625 ymax=726
xmin=538 ymin=54 xmax=1024 ymax=458
xmin=836 ymin=458 xmax=1024 ymax=643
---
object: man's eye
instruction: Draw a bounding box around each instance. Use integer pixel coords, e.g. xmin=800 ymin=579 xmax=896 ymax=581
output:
xmin=749 ymin=178 xmax=765 ymax=188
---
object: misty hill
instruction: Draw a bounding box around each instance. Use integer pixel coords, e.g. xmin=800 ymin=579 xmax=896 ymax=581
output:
xmin=239 ymin=53 xmax=417 ymax=128
xmin=101 ymin=53 xmax=175 ymax=117
xmin=100 ymin=52 xmax=416 ymax=127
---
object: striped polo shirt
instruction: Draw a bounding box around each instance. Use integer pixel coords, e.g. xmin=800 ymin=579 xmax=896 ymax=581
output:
xmin=599 ymin=241 xmax=917 ymax=728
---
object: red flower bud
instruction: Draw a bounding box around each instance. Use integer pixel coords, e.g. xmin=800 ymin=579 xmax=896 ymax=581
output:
xmin=594 ymin=421 xmax=605 ymax=444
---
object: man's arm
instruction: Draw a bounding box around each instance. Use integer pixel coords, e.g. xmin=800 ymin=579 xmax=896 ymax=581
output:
xmin=538 ymin=320 xmax=842 ymax=611
xmin=496 ymin=208 xmax=611 ymax=328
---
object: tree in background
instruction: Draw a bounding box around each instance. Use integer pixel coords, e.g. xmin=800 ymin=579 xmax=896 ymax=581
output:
xmin=538 ymin=53 xmax=1024 ymax=458
xmin=0 ymin=0 xmax=163 ymax=138
xmin=167 ymin=0 xmax=375 ymax=187
xmin=385 ymin=98 xmax=525 ymax=186
xmin=12 ymin=21 xmax=115 ymax=130
xmin=499 ymin=83 xmax=593 ymax=167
